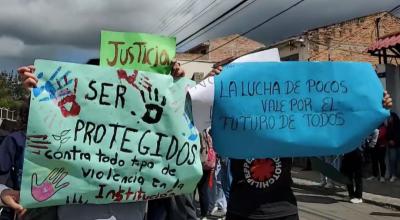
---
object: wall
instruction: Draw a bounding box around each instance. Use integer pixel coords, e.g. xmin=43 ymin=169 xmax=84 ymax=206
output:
xmin=207 ymin=35 xmax=265 ymax=62
xmin=176 ymin=52 xmax=209 ymax=62
xmin=384 ymin=65 xmax=400 ymax=114
xmin=275 ymin=40 xmax=308 ymax=61
xmin=178 ymin=60 xmax=214 ymax=80
xmin=307 ymin=12 xmax=400 ymax=63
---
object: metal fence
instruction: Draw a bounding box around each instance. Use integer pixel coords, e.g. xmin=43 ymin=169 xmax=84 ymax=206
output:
xmin=0 ymin=107 xmax=16 ymax=121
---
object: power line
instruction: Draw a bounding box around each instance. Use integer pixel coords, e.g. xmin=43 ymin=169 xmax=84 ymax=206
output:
xmin=151 ymin=0 xmax=193 ymax=33
xmin=160 ymin=0 xmax=197 ymax=33
xmin=177 ymin=0 xmax=257 ymax=50
xmin=177 ymin=0 xmax=250 ymax=46
xmin=389 ymin=3 xmax=400 ymax=13
xmin=149 ymin=0 xmax=186 ymax=33
xmin=181 ymin=0 xmax=306 ymax=65
xmin=307 ymin=4 xmax=400 ymax=60
xmin=392 ymin=8 xmax=400 ymax=16
xmin=168 ymin=0 xmax=220 ymax=37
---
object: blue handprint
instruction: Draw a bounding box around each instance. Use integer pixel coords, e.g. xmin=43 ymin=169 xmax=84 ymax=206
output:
xmin=33 ymin=66 xmax=73 ymax=102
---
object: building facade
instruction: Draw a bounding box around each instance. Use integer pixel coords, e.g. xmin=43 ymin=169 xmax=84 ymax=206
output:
xmin=269 ymin=11 xmax=400 ymax=113
xmin=269 ymin=12 xmax=400 ymax=63
xmin=177 ymin=34 xmax=265 ymax=79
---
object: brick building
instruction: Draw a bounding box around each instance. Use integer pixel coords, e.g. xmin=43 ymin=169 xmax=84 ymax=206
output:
xmin=269 ymin=11 xmax=400 ymax=63
xmin=268 ymin=11 xmax=400 ymax=113
xmin=178 ymin=12 xmax=400 ymax=105
xmin=177 ymin=34 xmax=265 ymax=80
xmin=177 ymin=34 xmax=265 ymax=62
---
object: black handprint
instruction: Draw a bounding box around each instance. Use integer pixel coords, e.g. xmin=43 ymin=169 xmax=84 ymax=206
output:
xmin=140 ymin=87 xmax=166 ymax=124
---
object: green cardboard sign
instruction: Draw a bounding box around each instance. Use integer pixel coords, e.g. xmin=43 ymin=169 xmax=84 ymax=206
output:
xmin=100 ymin=30 xmax=176 ymax=74
xmin=20 ymin=60 xmax=201 ymax=208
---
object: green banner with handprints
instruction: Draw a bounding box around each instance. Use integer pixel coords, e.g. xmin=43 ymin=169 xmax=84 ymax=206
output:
xmin=20 ymin=59 xmax=201 ymax=208
xmin=100 ymin=30 xmax=176 ymax=74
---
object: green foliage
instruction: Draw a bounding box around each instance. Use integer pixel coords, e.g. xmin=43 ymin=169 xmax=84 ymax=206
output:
xmin=0 ymin=71 xmax=28 ymax=110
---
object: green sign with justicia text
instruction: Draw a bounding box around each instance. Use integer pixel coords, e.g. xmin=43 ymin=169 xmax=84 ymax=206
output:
xmin=100 ymin=30 xmax=176 ymax=74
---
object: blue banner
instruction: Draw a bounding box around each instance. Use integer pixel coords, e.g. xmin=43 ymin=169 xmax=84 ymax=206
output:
xmin=212 ymin=62 xmax=389 ymax=159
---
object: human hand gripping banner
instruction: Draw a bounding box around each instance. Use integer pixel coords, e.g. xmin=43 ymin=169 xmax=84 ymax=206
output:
xmin=20 ymin=60 xmax=201 ymax=208
xmin=210 ymin=62 xmax=389 ymax=158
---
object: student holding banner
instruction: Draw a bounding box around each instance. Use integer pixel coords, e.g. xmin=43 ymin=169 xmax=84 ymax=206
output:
xmin=0 ymin=59 xmax=189 ymax=220
xmin=2 ymin=47 xmax=394 ymax=220
xmin=207 ymin=65 xmax=393 ymax=220
xmin=0 ymin=101 xmax=30 ymax=220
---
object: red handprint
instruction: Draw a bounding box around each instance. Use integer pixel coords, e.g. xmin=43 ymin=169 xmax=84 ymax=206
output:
xmin=58 ymin=78 xmax=81 ymax=117
xmin=117 ymin=69 xmax=151 ymax=91
xmin=31 ymin=168 xmax=70 ymax=202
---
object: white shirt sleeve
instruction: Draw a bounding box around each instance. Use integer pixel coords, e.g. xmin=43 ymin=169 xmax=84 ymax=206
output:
xmin=368 ymin=129 xmax=379 ymax=148
xmin=0 ymin=184 xmax=10 ymax=207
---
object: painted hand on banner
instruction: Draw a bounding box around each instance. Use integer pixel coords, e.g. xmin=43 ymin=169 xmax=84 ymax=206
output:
xmin=31 ymin=168 xmax=70 ymax=202
xmin=33 ymin=66 xmax=74 ymax=101
xmin=33 ymin=66 xmax=80 ymax=117
xmin=140 ymin=87 xmax=166 ymax=124
xmin=117 ymin=69 xmax=152 ymax=91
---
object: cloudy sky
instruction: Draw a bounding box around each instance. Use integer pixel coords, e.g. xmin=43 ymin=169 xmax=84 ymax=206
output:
xmin=0 ymin=0 xmax=399 ymax=72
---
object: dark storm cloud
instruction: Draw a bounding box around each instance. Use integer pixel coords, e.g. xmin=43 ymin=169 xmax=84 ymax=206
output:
xmin=0 ymin=0 xmax=399 ymax=71
xmin=0 ymin=0 xmax=183 ymax=48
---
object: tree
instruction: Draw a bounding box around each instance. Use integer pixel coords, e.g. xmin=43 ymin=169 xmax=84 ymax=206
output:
xmin=0 ymin=71 xmax=28 ymax=110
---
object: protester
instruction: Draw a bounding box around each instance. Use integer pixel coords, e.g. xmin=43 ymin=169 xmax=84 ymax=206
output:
xmin=210 ymin=66 xmax=297 ymax=220
xmin=207 ymin=65 xmax=392 ymax=219
xmin=1 ymin=60 xmax=187 ymax=220
xmin=221 ymin=157 xmax=232 ymax=200
xmin=387 ymin=111 xmax=400 ymax=182
xmin=4 ymin=60 xmax=394 ymax=220
xmin=0 ymin=101 xmax=30 ymax=220
xmin=197 ymin=128 xmax=217 ymax=219
xmin=213 ymin=157 xmax=228 ymax=216
xmin=197 ymin=128 xmax=228 ymax=219
xmin=341 ymin=130 xmax=378 ymax=204
xmin=367 ymin=126 xmax=386 ymax=182
xmin=197 ymin=163 xmax=217 ymax=219
xmin=341 ymin=147 xmax=363 ymax=204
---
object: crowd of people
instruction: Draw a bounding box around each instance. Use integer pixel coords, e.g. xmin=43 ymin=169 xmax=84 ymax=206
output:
xmin=367 ymin=112 xmax=400 ymax=183
xmin=0 ymin=59 xmax=395 ymax=220
xmin=317 ymin=111 xmax=400 ymax=204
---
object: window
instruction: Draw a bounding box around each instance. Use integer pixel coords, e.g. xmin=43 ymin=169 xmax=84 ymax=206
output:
xmin=281 ymin=54 xmax=299 ymax=61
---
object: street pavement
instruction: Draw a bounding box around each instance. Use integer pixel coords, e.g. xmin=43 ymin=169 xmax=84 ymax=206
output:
xmin=197 ymin=180 xmax=400 ymax=220
xmin=294 ymin=184 xmax=400 ymax=220
xmin=196 ymin=166 xmax=400 ymax=220
xmin=291 ymin=166 xmax=400 ymax=210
